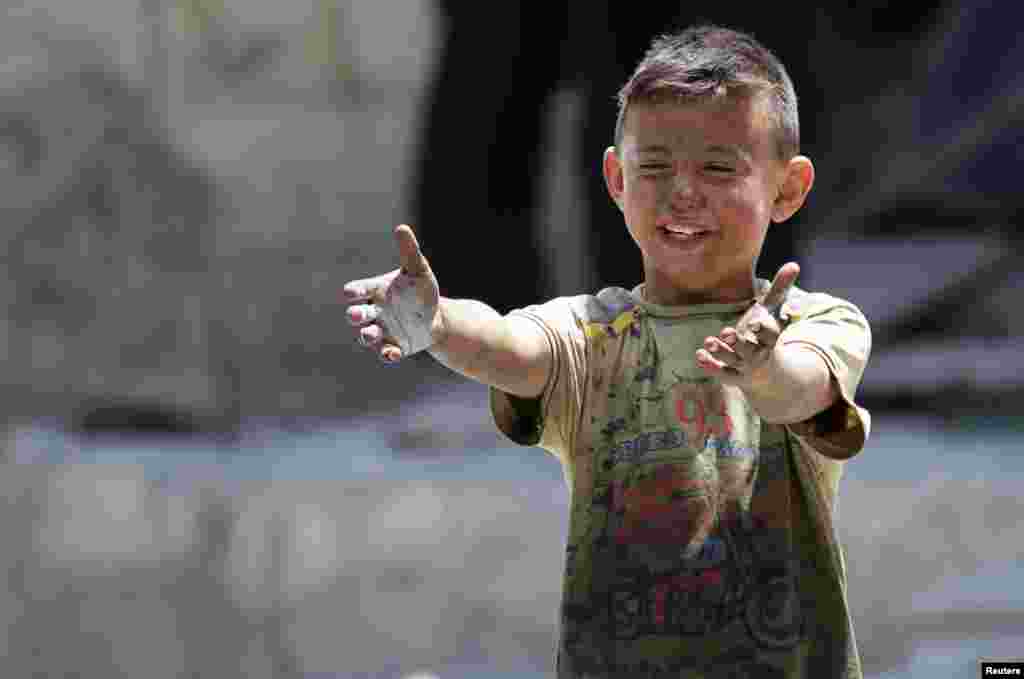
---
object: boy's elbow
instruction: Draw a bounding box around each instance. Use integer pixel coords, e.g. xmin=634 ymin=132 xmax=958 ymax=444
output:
xmin=766 ymin=379 xmax=839 ymax=426
xmin=762 ymin=347 xmax=839 ymax=425
xmin=500 ymin=314 xmax=553 ymax=400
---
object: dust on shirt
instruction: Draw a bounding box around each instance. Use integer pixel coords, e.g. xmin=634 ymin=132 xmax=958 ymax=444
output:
xmin=490 ymin=280 xmax=872 ymax=679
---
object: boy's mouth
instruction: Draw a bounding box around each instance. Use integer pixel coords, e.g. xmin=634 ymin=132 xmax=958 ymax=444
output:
xmin=658 ymin=223 xmax=713 ymax=241
xmin=656 ymin=216 xmax=714 ymax=236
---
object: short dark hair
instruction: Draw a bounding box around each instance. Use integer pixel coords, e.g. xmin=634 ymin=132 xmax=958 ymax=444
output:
xmin=614 ymin=25 xmax=800 ymax=160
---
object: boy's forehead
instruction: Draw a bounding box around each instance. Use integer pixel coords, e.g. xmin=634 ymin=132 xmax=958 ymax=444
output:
xmin=621 ymin=93 xmax=775 ymax=155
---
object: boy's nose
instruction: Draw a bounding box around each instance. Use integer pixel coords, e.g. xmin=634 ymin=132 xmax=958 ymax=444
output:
xmin=671 ymin=171 xmax=701 ymax=204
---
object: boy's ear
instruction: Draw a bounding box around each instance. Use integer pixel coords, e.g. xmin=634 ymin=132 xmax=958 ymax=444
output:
xmin=771 ymin=155 xmax=815 ymax=223
xmin=603 ymin=146 xmax=625 ymax=211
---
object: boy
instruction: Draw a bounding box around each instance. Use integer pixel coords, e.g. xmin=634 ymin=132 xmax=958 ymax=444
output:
xmin=344 ymin=24 xmax=871 ymax=679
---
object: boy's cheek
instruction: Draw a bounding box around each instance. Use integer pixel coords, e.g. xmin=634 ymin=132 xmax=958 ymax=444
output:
xmin=621 ymin=200 xmax=653 ymax=226
xmin=719 ymin=200 xmax=767 ymax=234
xmin=625 ymin=177 xmax=659 ymax=201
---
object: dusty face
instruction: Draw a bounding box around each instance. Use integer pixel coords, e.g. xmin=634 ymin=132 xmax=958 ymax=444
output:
xmin=604 ymin=93 xmax=812 ymax=306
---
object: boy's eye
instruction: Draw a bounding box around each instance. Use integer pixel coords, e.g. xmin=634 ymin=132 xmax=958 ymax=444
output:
xmin=638 ymin=164 xmax=671 ymax=173
xmin=705 ymin=164 xmax=734 ymax=173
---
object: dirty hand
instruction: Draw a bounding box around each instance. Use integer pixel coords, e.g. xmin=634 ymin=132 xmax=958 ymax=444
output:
xmin=695 ymin=262 xmax=800 ymax=387
xmin=342 ymin=224 xmax=442 ymax=363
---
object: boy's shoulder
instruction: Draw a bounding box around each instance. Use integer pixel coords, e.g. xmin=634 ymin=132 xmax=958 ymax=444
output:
xmin=518 ymin=283 xmax=866 ymax=329
xmin=519 ymin=286 xmax=641 ymax=326
xmin=780 ymin=284 xmax=866 ymax=323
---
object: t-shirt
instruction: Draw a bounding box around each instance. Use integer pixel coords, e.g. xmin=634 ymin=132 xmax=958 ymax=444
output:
xmin=489 ymin=279 xmax=872 ymax=679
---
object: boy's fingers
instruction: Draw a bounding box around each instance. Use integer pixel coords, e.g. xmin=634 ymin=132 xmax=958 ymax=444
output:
xmin=379 ymin=344 xmax=403 ymax=363
xmin=704 ymin=336 xmax=739 ymax=366
xmin=341 ymin=281 xmax=368 ymax=301
xmin=358 ymin=324 xmax=383 ymax=346
xmin=347 ymin=304 xmax=380 ymax=326
xmin=762 ymin=261 xmax=800 ymax=309
xmin=356 ymin=322 xmax=400 ymax=361
xmin=695 ymin=348 xmax=725 ymax=370
xmin=753 ymin=320 xmax=781 ymax=347
xmin=342 ymin=274 xmax=389 ymax=302
xmin=735 ymin=322 xmax=760 ymax=346
xmin=704 ymin=337 xmax=737 ymax=358
xmin=696 ymin=349 xmax=741 ymax=379
xmin=394 ymin=224 xmax=430 ymax=277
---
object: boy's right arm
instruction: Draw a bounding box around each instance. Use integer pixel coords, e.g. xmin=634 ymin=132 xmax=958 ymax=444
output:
xmin=343 ymin=224 xmax=552 ymax=400
xmin=427 ymin=299 xmax=552 ymax=399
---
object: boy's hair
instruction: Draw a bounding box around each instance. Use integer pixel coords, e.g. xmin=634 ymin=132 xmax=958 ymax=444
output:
xmin=614 ymin=24 xmax=800 ymax=161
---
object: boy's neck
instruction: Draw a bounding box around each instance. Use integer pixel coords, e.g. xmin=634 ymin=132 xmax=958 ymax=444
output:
xmin=641 ymin=275 xmax=759 ymax=307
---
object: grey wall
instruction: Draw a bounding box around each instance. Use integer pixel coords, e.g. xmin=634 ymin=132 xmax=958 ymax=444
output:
xmin=2 ymin=1 xmax=1021 ymax=431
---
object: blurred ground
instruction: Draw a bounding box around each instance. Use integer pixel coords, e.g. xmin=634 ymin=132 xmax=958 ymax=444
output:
xmin=4 ymin=382 xmax=1023 ymax=677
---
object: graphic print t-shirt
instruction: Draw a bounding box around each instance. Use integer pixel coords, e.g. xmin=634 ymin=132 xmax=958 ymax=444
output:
xmin=489 ymin=281 xmax=872 ymax=679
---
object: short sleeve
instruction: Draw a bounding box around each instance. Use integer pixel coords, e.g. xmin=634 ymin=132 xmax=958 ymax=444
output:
xmin=488 ymin=296 xmax=590 ymax=468
xmin=778 ymin=293 xmax=872 ymax=460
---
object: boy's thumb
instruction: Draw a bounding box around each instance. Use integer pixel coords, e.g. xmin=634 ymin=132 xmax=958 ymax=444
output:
xmin=763 ymin=262 xmax=800 ymax=308
xmin=394 ymin=224 xmax=429 ymax=275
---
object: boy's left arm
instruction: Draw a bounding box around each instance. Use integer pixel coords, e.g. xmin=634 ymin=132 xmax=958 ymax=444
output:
xmin=696 ymin=263 xmax=871 ymax=455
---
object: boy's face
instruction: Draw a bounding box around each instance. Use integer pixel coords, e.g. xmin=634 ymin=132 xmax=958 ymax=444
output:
xmin=603 ymin=92 xmax=813 ymax=305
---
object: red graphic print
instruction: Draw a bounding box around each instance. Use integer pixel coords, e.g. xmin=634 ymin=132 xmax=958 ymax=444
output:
xmin=673 ymin=382 xmax=734 ymax=440
xmin=610 ymin=467 xmax=713 ymax=546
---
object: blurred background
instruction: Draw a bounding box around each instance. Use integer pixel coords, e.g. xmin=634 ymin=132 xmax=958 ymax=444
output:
xmin=0 ymin=1 xmax=1021 ymax=677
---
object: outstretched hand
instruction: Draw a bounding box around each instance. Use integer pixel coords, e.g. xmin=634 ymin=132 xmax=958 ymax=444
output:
xmin=342 ymin=224 xmax=442 ymax=363
xmin=695 ymin=262 xmax=800 ymax=387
